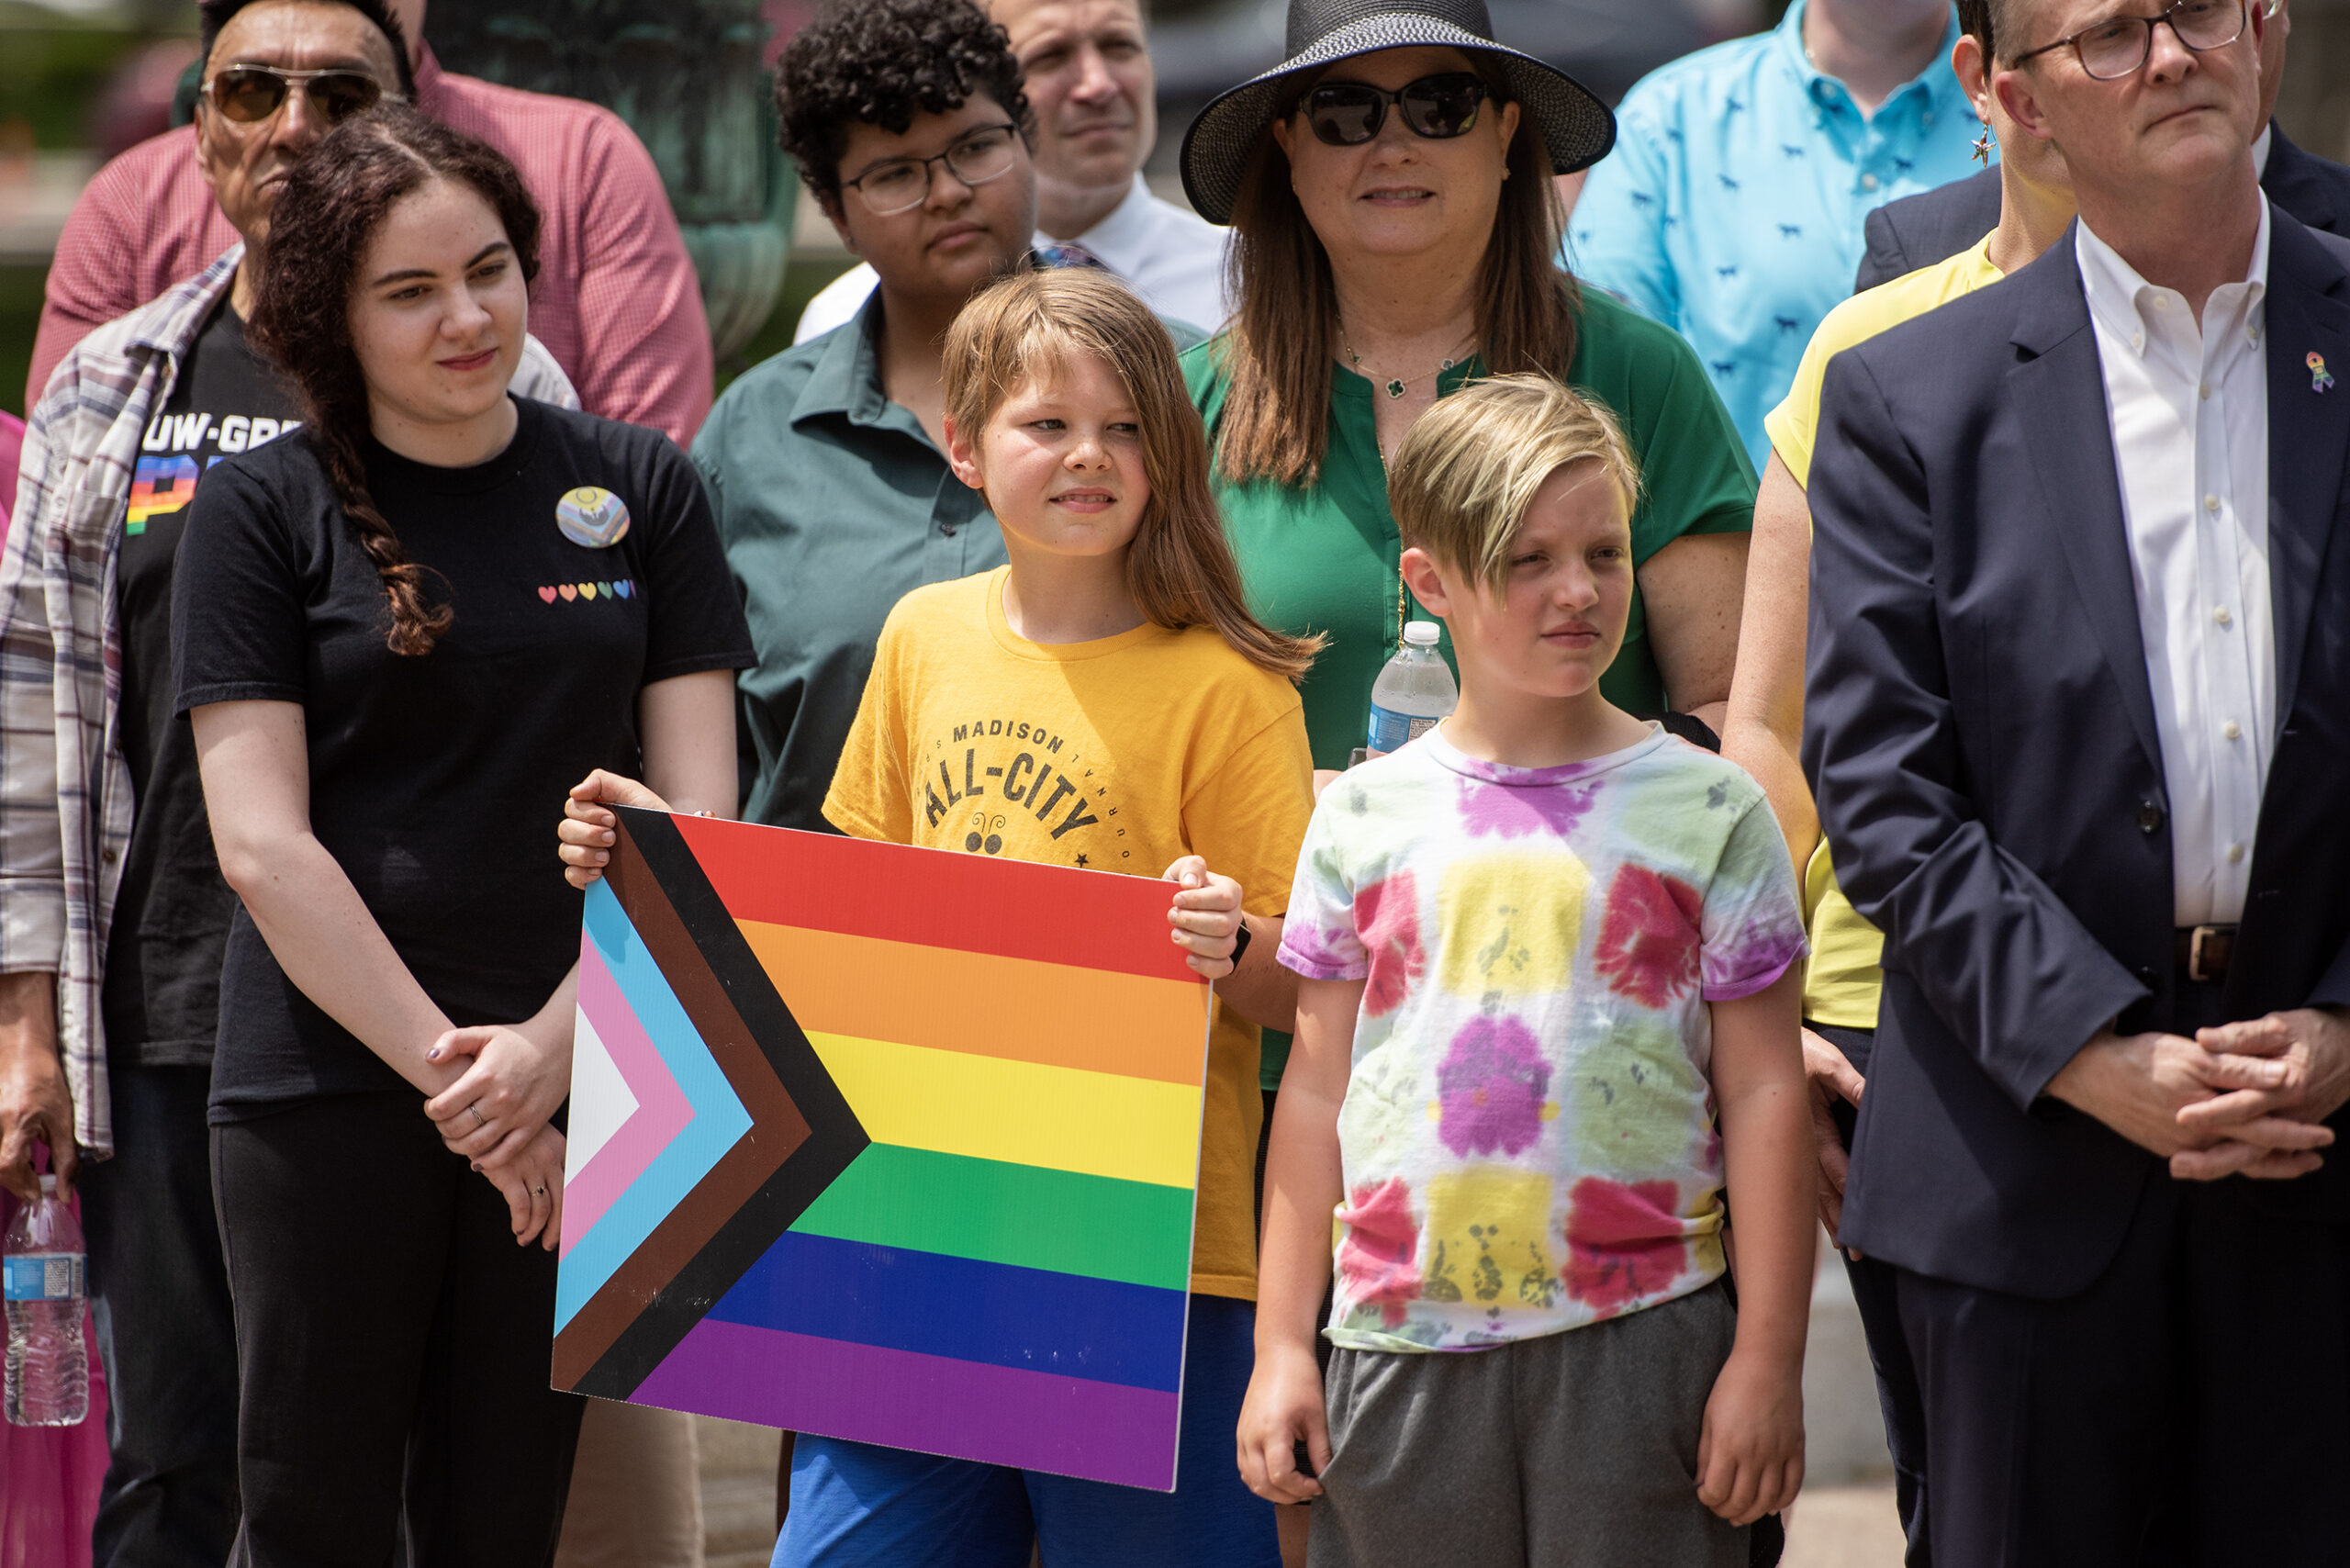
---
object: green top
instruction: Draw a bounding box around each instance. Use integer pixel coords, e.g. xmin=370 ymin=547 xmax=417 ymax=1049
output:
xmin=694 ymin=294 xmax=1009 ymax=831
xmin=1184 ymin=285 xmax=1757 ymax=1087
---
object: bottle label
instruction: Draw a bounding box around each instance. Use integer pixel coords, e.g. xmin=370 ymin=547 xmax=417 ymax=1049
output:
xmin=1366 ymin=704 xmax=1442 ymax=756
xmin=3 ymin=1253 xmax=84 ymax=1302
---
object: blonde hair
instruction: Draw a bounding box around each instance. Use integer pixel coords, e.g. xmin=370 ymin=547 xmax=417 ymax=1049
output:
xmin=1386 ymin=373 xmax=1640 ymax=596
xmin=1212 ymin=57 xmax=1578 ymax=487
xmin=943 ymin=268 xmax=1323 ymax=681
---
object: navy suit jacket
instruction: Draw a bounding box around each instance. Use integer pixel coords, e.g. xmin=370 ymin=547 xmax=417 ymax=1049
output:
xmin=1804 ymin=210 xmax=2350 ymax=1298
xmin=1855 ymin=123 xmax=2350 ymax=292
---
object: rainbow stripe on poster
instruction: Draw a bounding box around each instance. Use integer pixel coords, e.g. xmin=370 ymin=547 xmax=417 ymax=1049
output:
xmin=554 ymin=811 xmax=1210 ymax=1492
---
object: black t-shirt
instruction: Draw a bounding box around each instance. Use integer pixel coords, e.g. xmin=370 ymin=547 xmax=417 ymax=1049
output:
xmin=107 ymin=300 xmax=302 ymax=1069
xmin=173 ymin=398 xmax=754 ymax=1118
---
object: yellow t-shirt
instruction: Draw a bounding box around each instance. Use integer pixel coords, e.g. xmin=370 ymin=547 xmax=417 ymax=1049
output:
xmin=824 ymin=566 xmax=1315 ymax=1301
xmin=1765 ymin=238 xmax=2004 ymax=487
xmin=1762 ymin=237 xmax=2003 ymax=1028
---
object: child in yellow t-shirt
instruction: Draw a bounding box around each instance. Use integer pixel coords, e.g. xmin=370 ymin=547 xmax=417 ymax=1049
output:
xmin=561 ymin=267 xmax=1318 ymax=1564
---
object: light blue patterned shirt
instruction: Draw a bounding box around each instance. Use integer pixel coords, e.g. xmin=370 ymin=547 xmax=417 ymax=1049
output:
xmin=1568 ymin=1 xmax=1986 ymax=468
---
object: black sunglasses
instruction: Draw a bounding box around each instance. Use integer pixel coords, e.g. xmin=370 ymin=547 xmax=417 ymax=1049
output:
xmin=1303 ymin=72 xmax=1489 ymax=147
xmin=203 ymin=65 xmax=397 ymax=127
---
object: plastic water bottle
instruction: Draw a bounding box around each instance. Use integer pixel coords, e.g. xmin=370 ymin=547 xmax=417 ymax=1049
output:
xmin=5 ymin=1174 xmax=89 ymax=1427
xmin=1365 ymin=621 xmax=1458 ymax=757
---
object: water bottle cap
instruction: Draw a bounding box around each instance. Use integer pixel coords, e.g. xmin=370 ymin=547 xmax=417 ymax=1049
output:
xmin=1402 ymin=621 xmax=1441 ymax=647
xmin=38 ymin=1173 xmax=57 ymax=1196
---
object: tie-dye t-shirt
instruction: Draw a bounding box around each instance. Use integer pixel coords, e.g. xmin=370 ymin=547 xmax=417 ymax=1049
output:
xmin=1277 ymin=724 xmax=1805 ymax=1352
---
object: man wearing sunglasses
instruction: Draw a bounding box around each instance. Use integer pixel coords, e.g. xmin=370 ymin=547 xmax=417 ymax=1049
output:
xmin=1804 ymin=0 xmax=2350 ymax=1557
xmin=28 ymin=0 xmax=711 ymax=449
xmin=794 ymin=0 xmax=1232 ymax=343
xmin=0 ymin=6 xmax=589 ymax=1567
xmin=1569 ymin=0 xmax=1982 ymax=473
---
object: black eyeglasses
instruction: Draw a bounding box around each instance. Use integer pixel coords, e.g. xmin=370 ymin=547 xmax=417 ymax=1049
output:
xmin=2009 ymin=0 xmax=2246 ymax=80
xmin=843 ymin=123 xmax=1022 ymax=216
xmin=202 ymin=64 xmax=398 ymax=126
xmin=1302 ymin=73 xmax=1489 ymax=147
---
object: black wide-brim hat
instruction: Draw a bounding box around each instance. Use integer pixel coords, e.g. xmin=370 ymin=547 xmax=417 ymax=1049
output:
xmin=1179 ymin=0 xmax=1617 ymax=227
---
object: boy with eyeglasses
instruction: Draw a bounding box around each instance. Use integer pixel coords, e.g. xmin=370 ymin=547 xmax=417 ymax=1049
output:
xmin=795 ymin=0 xmax=1234 ymax=343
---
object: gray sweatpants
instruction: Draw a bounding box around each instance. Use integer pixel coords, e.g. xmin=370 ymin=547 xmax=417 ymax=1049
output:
xmin=1308 ymin=1282 xmax=1749 ymax=1568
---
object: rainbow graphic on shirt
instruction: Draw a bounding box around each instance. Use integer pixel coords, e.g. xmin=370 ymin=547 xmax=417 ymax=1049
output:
xmin=554 ymin=811 xmax=1210 ymax=1492
xmin=126 ymin=455 xmax=201 ymax=531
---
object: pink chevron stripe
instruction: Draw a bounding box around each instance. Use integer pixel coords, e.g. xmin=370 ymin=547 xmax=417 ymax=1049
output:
xmin=561 ymin=941 xmax=696 ymax=1256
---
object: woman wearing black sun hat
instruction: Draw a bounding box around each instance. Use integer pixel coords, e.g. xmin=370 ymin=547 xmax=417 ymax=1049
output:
xmin=1178 ymin=0 xmax=1757 ymax=784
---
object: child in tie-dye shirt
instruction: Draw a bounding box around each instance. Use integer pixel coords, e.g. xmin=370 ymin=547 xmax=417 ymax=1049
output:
xmin=1238 ymin=376 xmax=1814 ymax=1568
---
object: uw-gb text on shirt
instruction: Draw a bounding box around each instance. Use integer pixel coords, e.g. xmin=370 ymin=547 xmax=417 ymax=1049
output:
xmin=823 ymin=567 xmax=1315 ymax=1300
xmin=1568 ymin=0 xmax=1983 ymax=468
xmin=1275 ymin=727 xmax=1805 ymax=1350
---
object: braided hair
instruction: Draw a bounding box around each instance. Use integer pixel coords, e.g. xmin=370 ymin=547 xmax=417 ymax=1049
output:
xmin=248 ymin=103 xmax=542 ymax=655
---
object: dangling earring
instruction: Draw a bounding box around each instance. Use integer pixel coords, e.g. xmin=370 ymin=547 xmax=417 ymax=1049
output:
xmin=1971 ymin=123 xmax=1993 ymax=165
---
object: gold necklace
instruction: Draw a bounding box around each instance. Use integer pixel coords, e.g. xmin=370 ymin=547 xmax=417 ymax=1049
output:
xmin=1340 ymin=325 xmax=1475 ymax=400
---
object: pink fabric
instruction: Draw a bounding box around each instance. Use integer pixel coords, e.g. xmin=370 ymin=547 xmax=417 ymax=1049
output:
xmin=0 ymin=1151 xmax=109 ymax=1568
xmin=28 ymin=45 xmax=712 ymax=446
xmin=1 ymin=409 xmax=21 ymax=554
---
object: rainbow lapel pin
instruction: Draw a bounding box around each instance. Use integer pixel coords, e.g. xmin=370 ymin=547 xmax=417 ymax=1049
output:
xmin=2311 ymin=352 xmax=2337 ymax=395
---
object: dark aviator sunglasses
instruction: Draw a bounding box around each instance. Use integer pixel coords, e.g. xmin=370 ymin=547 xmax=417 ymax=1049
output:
xmin=1303 ymin=72 xmax=1490 ymax=147
xmin=203 ymin=65 xmax=400 ymax=127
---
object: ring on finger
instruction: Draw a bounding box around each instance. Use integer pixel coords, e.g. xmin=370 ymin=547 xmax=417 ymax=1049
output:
xmin=466 ymin=1103 xmax=487 ymax=1129
xmin=532 ymin=1185 xmax=548 ymax=1196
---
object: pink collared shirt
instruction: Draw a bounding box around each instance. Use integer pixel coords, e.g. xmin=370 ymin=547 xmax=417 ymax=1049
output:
xmin=28 ymin=45 xmax=712 ymax=446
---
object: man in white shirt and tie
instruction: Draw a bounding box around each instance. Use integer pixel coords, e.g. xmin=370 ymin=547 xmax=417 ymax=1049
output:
xmin=1802 ymin=0 xmax=2350 ymax=1557
xmin=795 ymin=0 xmax=1229 ymax=342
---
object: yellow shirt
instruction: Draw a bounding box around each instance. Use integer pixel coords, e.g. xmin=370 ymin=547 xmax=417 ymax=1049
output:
xmin=1762 ymin=237 xmax=2002 ymax=1027
xmin=1766 ymin=238 xmax=2003 ymax=487
xmin=825 ymin=567 xmax=1315 ymax=1301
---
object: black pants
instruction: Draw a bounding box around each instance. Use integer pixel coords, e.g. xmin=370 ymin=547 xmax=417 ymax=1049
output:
xmin=81 ymin=1063 xmax=241 ymax=1568
xmin=1811 ymin=1023 xmax=1930 ymax=1568
xmin=1888 ymin=978 xmax=2350 ymax=1565
xmin=212 ymin=1092 xmax=584 ymax=1568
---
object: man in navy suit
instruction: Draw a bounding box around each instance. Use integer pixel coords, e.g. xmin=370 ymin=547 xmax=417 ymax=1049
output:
xmin=1855 ymin=0 xmax=2349 ymax=289
xmin=1805 ymin=0 xmax=2350 ymax=1558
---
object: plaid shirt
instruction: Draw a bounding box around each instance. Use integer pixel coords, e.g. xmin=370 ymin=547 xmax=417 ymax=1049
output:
xmin=28 ymin=45 xmax=711 ymax=445
xmin=0 ymin=248 xmax=578 ymax=1158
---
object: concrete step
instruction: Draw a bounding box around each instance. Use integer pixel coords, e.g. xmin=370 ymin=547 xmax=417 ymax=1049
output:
xmin=696 ymin=1416 xmax=781 ymax=1568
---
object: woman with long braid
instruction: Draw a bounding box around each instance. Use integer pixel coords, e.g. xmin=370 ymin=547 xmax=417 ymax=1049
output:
xmin=170 ymin=105 xmax=752 ymax=1566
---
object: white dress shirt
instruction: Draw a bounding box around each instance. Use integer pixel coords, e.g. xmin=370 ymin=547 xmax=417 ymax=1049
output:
xmin=793 ymin=174 xmax=1233 ymax=344
xmin=2076 ymin=205 xmax=2275 ymax=926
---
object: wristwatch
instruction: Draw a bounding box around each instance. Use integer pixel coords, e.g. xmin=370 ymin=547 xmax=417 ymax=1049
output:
xmin=1228 ymin=919 xmax=1253 ymax=969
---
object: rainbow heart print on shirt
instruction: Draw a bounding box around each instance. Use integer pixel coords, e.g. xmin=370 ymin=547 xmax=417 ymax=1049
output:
xmin=538 ymin=579 xmax=636 ymax=603
xmin=554 ymin=811 xmax=1212 ymax=1492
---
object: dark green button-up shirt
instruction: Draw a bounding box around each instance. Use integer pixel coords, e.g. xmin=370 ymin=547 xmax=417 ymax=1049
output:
xmin=694 ymin=296 xmax=1007 ymax=829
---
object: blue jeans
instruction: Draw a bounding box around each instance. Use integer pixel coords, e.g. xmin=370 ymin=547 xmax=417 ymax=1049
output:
xmin=773 ymin=1293 xmax=1278 ymax=1568
xmin=80 ymin=1064 xmax=241 ymax=1568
